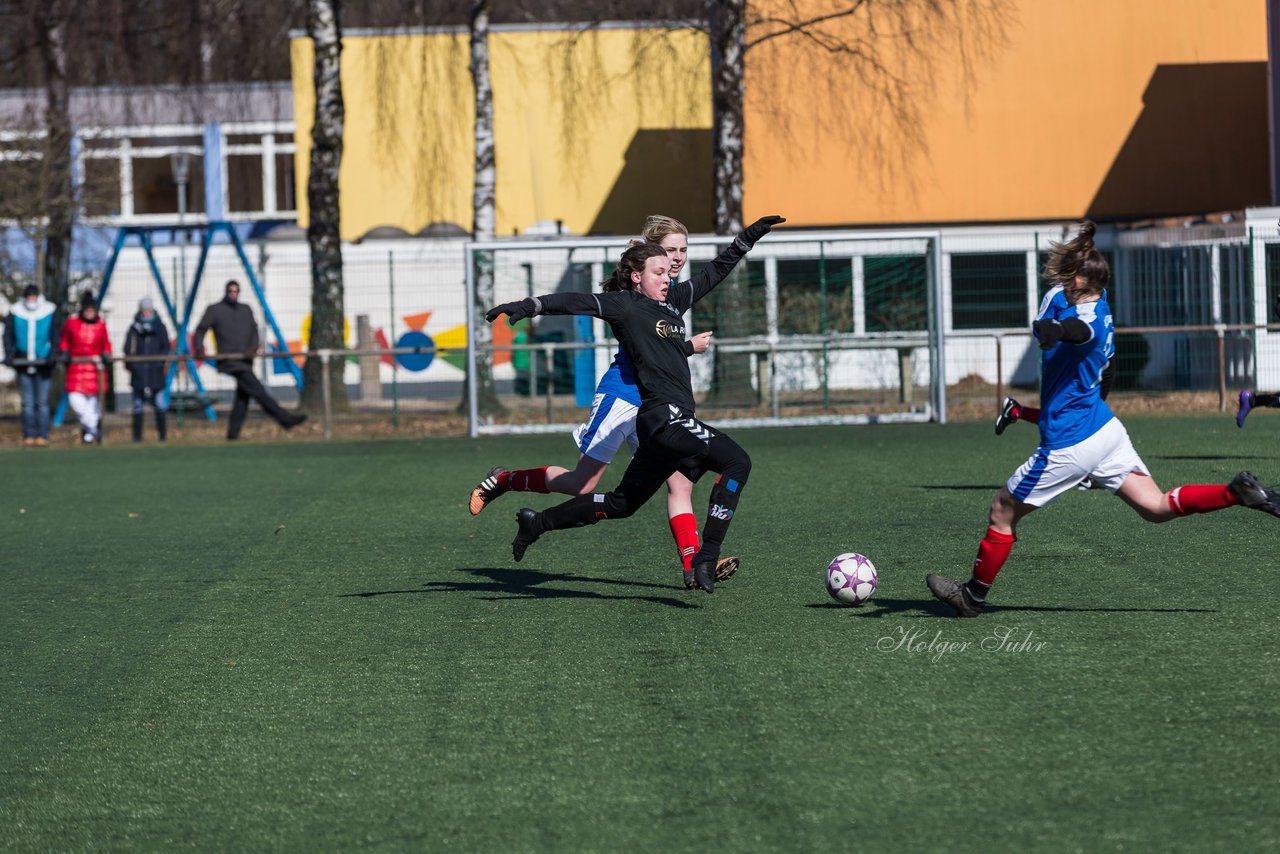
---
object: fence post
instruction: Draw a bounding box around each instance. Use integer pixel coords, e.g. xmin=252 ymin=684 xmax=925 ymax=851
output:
xmin=173 ymin=256 xmax=184 ymax=428
xmin=321 ymin=350 xmax=332 ymax=440
xmin=769 ymin=342 xmax=779 ymax=419
xmin=1217 ymin=328 xmax=1226 ymax=412
xmin=898 ymin=347 xmax=913 ymax=406
xmin=929 ymin=234 xmax=948 ymax=423
xmin=543 ymin=343 xmax=555 ymax=423
xmin=465 ymin=244 xmax=478 ymax=438
xmin=388 ymin=250 xmax=399 ymax=429
xmin=995 ymin=334 xmax=1004 ymax=411
xmin=356 ymin=315 xmax=380 ymax=402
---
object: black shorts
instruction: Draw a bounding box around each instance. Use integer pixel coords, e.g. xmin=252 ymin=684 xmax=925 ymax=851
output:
xmin=636 ymin=403 xmax=721 ymax=482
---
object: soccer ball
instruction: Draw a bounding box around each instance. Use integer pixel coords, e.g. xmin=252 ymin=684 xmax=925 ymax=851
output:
xmin=825 ymin=553 xmax=878 ymax=605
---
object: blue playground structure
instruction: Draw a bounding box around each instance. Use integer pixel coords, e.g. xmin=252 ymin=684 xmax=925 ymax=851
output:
xmin=55 ymin=221 xmax=303 ymax=425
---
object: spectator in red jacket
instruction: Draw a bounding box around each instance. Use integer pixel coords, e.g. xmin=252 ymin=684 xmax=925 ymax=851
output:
xmin=60 ymin=292 xmax=112 ymax=443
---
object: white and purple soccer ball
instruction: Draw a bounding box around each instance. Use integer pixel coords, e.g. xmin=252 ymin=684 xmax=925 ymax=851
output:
xmin=825 ymin=553 xmax=878 ymax=605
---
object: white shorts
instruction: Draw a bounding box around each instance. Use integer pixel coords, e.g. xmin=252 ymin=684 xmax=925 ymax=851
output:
xmin=572 ymin=393 xmax=640 ymax=463
xmin=1006 ymin=418 xmax=1150 ymax=507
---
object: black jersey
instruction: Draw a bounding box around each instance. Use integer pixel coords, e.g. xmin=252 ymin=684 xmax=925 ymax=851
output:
xmin=531 ymin=241 xmax=748 ymax=417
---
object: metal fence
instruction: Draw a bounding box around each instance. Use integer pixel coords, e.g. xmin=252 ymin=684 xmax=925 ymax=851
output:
xmin=3 ymin=214 xmax=1279 ymax=440
xmin=463 ymin=230 xmax=946 ymax=437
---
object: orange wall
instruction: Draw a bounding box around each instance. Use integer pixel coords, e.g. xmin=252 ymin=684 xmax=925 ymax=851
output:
xmin=743 ymin=0 xmax=1270 ymax=226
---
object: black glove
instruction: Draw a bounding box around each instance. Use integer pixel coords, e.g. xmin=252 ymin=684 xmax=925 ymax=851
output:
xmin=1033 ymin=319 xmax=1064 ymax=350
xmin=485 ymin=298 xmax=537 ymax=325
xmin=735 ymin=215 xmax=786 ymax=251
xmin=58 ymin=351 xmax=71 ymax=366
xmin=99 ymin=354 xmax=111 ymax=367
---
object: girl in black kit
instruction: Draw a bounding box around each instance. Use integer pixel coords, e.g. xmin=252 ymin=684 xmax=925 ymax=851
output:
xmin=485 ymin=216 xmax=784 ymax=592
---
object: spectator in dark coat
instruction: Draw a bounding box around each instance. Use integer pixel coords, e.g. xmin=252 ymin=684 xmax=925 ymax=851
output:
xmin=123 ymin=297 xmax=171 ymax=442
xmin=193 ymin=280 xmax=306 ymax=440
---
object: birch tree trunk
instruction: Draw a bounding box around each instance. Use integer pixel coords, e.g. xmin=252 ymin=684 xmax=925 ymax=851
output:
xmin=462 ymin=0 xmax=504 ymax=415
xmin=707 ymin=0 xmax=755 ymax=403
xmin=36 ymin=3 xmax=72 ymax=315
xmin=301 ymin=0 xmax=349 ymax=412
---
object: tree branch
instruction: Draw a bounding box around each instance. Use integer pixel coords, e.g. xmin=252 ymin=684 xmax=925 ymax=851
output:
xmin=745 ymin=0 xmax=871 ymax=51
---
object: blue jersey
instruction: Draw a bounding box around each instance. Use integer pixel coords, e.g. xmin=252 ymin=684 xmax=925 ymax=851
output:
xmin=595 ymin=348 xmax=642 ymax=406
xmin=1034 ymin=285 xmax=1115 ymax=449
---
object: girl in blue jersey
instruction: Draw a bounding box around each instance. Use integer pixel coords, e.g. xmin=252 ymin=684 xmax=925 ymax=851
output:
xmin=928 ymin=222 xmax=1280 ymax=617
xmin=470 ymin=214 xmax=779 ymax=587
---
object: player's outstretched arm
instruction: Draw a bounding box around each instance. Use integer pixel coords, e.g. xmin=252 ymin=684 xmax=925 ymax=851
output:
xmin=486 ymin=292 xmax=622 ymax=325
xmin=685 ymin=215 xmax=786 ymax=305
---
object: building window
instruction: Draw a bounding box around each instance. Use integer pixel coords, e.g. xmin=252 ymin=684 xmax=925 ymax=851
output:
xmin=777 ymin=258 xmax=853 ymax=334
xmin=227 ymin=154 xmax=264 ymax=213
xmin=864 ymin=255 xmax=927 ymax=332
xmin=275 ymin=152 xmax=296 ymax=212
xmin=131 ymin=155 xmax=204 ymax=215
xmin=1219 ymin=245 xmax=1252 ymax=326
xmin=951 ymin=252 xmax=1028 ymax=329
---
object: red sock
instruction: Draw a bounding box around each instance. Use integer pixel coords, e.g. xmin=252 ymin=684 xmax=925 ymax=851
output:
xmin=972 ymin=526 xmax=1016 ymax=587
xmin=668 ymin=513 xmax=699 ymax=571
xmin=1021 ymin=406 xmax=1041 ymax=425
xmin=497 ymin=467 xmax=550 ymax=493
xmin=1167 ymin=484 xmax=1239 ymax=516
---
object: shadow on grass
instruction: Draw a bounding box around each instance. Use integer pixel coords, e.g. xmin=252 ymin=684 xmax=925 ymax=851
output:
xmin=806 ymin=597 xmax=1216 ymax=617
xmin=341 ymin=566 xmax=699 ymax=609
xmin=1151 ymin=454 xmax=1280 ymax=462
xmin=918 ymin=485 xmax=1001 ymax=491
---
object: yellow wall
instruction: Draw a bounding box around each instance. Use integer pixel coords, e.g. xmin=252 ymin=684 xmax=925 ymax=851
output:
xmin=743 ymin=0 xmax=1269 ymax=225
xmin=291 ymin=28 xmax=710 ymax=239
xmin=292 ymin=2 xmax=1269 ymax=235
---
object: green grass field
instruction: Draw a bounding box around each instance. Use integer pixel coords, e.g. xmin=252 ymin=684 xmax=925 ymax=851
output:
xmin=3 ymin=417 xmax=1278 ymax=851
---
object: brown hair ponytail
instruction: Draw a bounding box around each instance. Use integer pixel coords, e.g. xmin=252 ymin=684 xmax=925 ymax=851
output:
xmin=1042 ymin=221 xmax=1109 ymax=292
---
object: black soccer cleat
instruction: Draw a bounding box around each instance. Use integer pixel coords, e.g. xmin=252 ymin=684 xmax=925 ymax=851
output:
xmin=511 ymin=508 xmax=544 ymax=562
xmin=469 ymin=465 xmax=508 ymax=516
xmin=683 ymin=556 xmax=741 ymax=589
xmin=994 ymin=397 xmax=1021 ymax=436
xmin=925 ymin=573 xmax=984 ymax=618
xmin=692 ymin=558 xmax=717 ymax=594
xmin=1228 ymin=471 xmax=1280 ymax=518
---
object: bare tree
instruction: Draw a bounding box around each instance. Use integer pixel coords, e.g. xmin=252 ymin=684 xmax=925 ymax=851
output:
xmin=701 ymin=0 xmax=1012 ymax=401
xmin=1 ymin=0 xmax=306 ymax=310
xmin=463 ymin=0 xmax=505 ymax=415
xmin=32 ymin=1 xmax=73 ymax=315
xmin=300 ymin=0 xmax=348 ymax=412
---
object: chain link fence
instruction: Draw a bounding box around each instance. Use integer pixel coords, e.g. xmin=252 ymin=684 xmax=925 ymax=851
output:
xmin=2 ymin=215 xmax=1279 ymax=442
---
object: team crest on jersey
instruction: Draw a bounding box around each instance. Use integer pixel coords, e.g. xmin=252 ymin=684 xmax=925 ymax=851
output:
xmin=655 ymin=318 xmax=686 ymax=340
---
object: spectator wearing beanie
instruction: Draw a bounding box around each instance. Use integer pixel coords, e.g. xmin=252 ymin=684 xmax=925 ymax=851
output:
xmin=123 ymin=297 xmax=171 ymax=442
